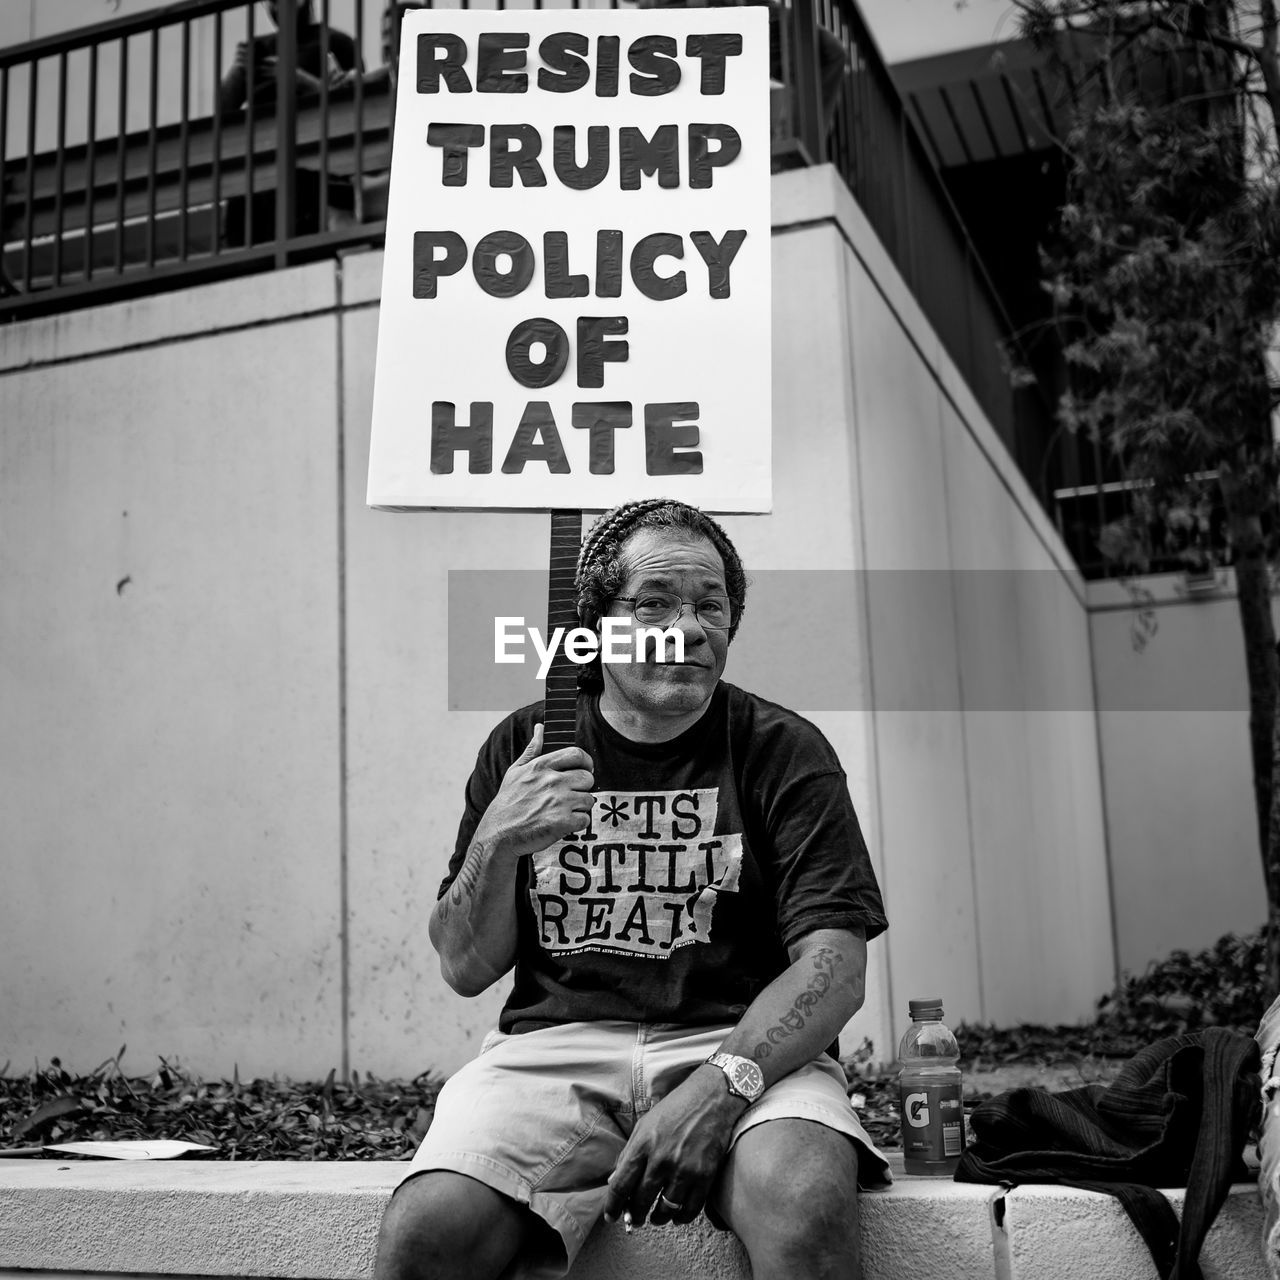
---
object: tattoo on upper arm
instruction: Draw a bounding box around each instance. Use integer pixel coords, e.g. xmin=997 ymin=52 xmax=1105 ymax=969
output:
xmin=435 ymin=840 xmax=487 ymax=924
xmin=752 ymin=946 xmax=844 ymax=1061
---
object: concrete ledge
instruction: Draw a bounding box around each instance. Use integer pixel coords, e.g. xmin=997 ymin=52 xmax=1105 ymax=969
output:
xmin=0 ymin=1156 xmax=1267 ymax=1280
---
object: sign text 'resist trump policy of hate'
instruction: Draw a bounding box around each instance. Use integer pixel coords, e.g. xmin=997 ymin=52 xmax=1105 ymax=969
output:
xmin=368 ymin=7 xmax=771 ymax=513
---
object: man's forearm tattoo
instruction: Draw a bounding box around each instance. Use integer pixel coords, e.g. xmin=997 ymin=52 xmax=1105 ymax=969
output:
xmin=752 ymin=946 xmax=845 ymax=1061
xmin=435 ymin=840 xmax=487 ymax=924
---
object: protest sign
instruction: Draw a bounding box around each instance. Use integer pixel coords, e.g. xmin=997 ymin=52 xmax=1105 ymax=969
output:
xmin=367 ymin=6 xmax=771 ymax=512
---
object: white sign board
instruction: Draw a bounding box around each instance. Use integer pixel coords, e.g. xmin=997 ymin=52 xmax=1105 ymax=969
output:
xmin=367 ymin=7 xmax=771 ymax=512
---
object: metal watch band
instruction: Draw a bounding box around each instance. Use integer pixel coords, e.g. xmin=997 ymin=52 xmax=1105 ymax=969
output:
xmin=705 ymin=1051 xmax=765 ymax=1102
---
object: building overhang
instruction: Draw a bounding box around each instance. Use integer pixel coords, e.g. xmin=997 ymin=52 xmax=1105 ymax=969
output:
xmin=890 ymin=35 xmax=1084 ymax=170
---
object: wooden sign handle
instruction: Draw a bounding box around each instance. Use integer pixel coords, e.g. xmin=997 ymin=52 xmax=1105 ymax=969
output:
xmin=542 ymin=509 xmax=582 ymax=752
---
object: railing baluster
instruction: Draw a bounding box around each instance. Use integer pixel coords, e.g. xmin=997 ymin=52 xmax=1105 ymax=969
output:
xmin=275 ymin=0 xmax=298 ymax=261
xmin=146 ymin=25 xmax=159 ymax=268
xmin=777 ymin=0 xmax=793 ymax=153
xmin=246 ymin=0 xmax=256 ymax=245
xmin=354 ymin=0 xmax=365 ymax=219
xmin=319 ymin=0 xmax=331 ymax=234
xmin=213 ymin=9 xmax=224 ymax=254
xmin=792 ymin=0 xmax=822 ymax=162
xmin=85 ymin=43 xmax=98 ymax=282
xmin=53 ymin=50 xmax=67 ymax=288
xmin=0 ymin=67 xmax=9 ymax=293
xmin=23 ymin=57 xmax=37 ymax=292
xmin=899 ymin=109 xmax=912 ymax=291
xmin=115 ymin=36 xmax=127 ymax=274
xmin=179 ymin=19 xmax=191 ymax=262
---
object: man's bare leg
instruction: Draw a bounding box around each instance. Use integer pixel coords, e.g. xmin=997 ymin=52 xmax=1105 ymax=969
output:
xmin=374 ymin=1171 xmax=535 ymax=1280
xmin=711 ymin=1119 xmax=861 ymax=1280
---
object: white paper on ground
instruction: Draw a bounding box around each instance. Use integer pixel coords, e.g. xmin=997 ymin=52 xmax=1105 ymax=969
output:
xmin=43 ymin=1139 xmax=217 ymax=1160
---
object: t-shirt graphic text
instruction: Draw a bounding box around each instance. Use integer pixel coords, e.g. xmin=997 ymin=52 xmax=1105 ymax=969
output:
xmin=527 ymin=787 xmax=743 ymax=958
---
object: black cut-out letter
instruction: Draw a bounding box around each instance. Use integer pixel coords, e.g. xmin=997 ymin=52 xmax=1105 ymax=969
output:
xmin=543 ymin=233 xmax=588 ymax=299
xmin=477 ymin=32 xmax=529 ymax=92
xmin=426 ymin=123 xmax=483 ymax=186
xmin=472 ymin=230 xmax=535 ymax=298
xmin=552 ymin=125 xmax=610 ymax=190
xmin=417 ymin=33 xmax=470 ymax=93
xmin=505 ymin=317 xmax=570 ymax=389
xmin=538 ymin=32 xmax=590 ymax=92
xmin=690 ymin=229 xmax=746 ymax=298
xmin=619 ymin=125 xmax=679 ymax=190
xmin=595 ymin=230 xmax=623 ymax=299
xmin=502 ymin=402 xmax=571 ymax=474
xmin=628 ymin=35 xmax=680 ymax=96
xmin=572 ymin=402 xmax=632 ymax=474
xmin=412 ymin=231 xmax=467 ymax=298
xmin=595 ymin=35 xmax=620 ymax=97
xmin=490 ymin=124 xmax=546 ymax=187
xmin=685 ymin=34 xmax=742 ymax=94
xmin=576 ymin=316 xmax=629 ymax=389
xmin=631 ymin=233 xmax=686 ymax=301
xmin=688 ymin=123 xmax=741 ymax=188
xmin=431 ymin=402 xmax=493 ymax=474
xmin=645 ymin=403 xmax=702 ymax=475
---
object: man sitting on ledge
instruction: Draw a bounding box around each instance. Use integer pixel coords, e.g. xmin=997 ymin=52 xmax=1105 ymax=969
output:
xmin=373 ymin=498 xmax=890 ymax=1280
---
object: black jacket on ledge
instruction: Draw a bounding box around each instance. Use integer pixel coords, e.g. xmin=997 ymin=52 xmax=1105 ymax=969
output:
xmin=956 ymin=1028 xmax=1262 ymax=1280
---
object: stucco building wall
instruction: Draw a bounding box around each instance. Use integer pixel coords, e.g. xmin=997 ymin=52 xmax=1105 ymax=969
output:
xmin=1089 ymin=575 xmax=1271 ymax=976
xmin=2 ymin=165 xmax=1110 ymax=1078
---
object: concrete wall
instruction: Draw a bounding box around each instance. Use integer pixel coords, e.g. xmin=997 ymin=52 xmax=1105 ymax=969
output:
xmin=1 ymin=164 xmax=1110 ymax=1082
xmin=785 ymin=168 xmax=1114 ymax=1032
xmin=1089 ymin=573 xmax=1271 ymax=975
xmin=1 ymin=267 xmax=349 ymax=1077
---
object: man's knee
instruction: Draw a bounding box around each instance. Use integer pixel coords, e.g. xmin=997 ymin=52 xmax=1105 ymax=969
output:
xmin=740 ymin=1143 xmax=857 ymax=1232
xmin=716 ymin=1122 xmax=861 ymax=1274
xmin=374 ymin=1171 xmax=529 ymax=1280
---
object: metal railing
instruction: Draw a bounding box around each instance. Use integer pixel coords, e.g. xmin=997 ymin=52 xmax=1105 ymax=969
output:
xmin=1 ymin=0 xmax=1058 ymax=508
xmin=786 ymin=0 xmax=1057 ymax=487
xmin=0 ymin=0 xmax=388 ymax=316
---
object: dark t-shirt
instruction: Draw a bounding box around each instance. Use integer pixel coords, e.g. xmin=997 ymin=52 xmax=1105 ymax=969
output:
xmin=440 ymin=682 xmax=888 ymax=1035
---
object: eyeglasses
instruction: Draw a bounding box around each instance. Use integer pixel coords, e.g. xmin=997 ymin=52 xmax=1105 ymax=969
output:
xmin=612 ymin=592 xmax=735 ymax=630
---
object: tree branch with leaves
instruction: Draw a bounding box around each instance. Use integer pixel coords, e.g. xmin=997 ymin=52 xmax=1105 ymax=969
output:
xmin=1015 ymin=0 xmax=1280 ymax=989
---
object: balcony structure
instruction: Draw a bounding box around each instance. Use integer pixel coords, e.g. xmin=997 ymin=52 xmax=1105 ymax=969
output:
xmin=1 ymin=0 xmax=1060 ymax=513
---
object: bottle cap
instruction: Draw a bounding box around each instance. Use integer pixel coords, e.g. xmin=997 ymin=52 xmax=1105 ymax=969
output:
xmin=908 ymin=997 xmax=944 ymax=1019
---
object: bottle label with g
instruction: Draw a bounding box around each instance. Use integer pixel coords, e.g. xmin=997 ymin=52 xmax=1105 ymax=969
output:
xmin=899 ymin=1081 xmax=965 ymax=1165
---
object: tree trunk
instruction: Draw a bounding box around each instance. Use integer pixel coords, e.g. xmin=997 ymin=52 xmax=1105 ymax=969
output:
xmin=1269 ymin=649 xmax=1280 ymax=999
xmin=1268 ymin=672 xmax=1280 ymax=998
xmin=1235 ymin=541 xmax=1277 ymax=851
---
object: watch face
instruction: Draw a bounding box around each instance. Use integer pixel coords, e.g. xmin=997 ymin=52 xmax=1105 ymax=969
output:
xmin=730 ymin=1059 xmax=764 ymax=1097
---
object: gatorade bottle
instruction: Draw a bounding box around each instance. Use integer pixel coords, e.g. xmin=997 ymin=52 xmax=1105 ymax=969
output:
xmin=897 ymin=997 xmax=965 ymax=1176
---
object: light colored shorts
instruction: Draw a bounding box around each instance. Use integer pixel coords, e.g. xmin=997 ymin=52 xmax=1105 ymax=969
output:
xmin=398 ymin=1020 xmax=892 ymax=1279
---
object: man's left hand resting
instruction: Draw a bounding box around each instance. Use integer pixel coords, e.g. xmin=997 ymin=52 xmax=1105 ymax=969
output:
xmin=602 ymin=926 xmax=867 ymax=1228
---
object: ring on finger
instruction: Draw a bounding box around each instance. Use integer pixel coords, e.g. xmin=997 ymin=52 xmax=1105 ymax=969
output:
xmin=658 ymin=1193 xmax=684 ymax=1213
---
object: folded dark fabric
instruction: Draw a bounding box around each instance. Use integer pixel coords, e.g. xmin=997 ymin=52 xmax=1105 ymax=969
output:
xmin=955 ymin=1028 xmax=1261 ymax=1280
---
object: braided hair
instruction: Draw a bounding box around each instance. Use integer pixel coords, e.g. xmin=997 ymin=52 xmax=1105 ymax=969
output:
xmin=574 ymin=498 xmax=747 ymax=690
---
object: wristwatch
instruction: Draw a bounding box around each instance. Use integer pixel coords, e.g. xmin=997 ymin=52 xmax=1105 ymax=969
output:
xmin=704 ymin=1052 xmax=765 ymax=1103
